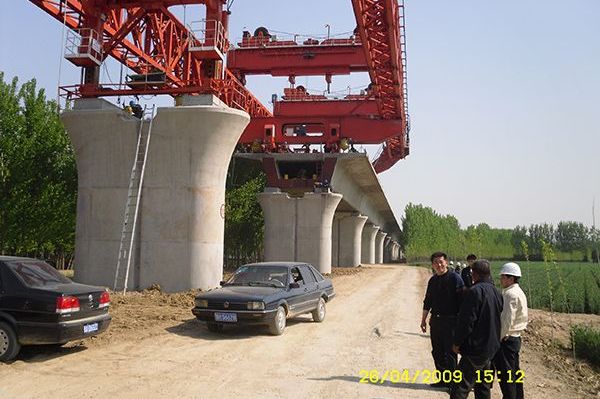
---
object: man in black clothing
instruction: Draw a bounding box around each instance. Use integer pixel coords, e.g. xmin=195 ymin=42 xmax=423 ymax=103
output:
xmin=421 ymin=252 xmax=465 ymax=387
xmin=461 ymin=254 xmax=477 ymax=288
xmin=451 ymin=259 xmax=503 ymax=399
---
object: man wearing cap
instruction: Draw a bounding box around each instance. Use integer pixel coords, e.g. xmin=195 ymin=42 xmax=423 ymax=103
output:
xmin=421 ymin=252 xmax=465 ymax=387
xmin=493 ymin=262 xmax=528 ymax=399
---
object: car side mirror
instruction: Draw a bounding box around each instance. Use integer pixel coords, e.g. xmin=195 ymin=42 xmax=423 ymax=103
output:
xmin=219 ymin=281 xmax=225 ymax=286
xmin=289 ymin=282 xmax=300 ymax=289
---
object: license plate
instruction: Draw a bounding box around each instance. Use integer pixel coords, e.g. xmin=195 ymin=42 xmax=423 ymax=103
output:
xmin=83 ymin=322 xmax=99 ymax=333
xmin=214 ymin=312 xmax=237 ymax=323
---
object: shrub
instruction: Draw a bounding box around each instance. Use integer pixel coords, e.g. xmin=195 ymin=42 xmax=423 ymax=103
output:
xmin=571 ymin=324 xmax=600 ymax=367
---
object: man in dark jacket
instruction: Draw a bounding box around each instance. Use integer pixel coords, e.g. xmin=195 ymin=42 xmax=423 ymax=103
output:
xmin=461 ymin=254 xmax=477 ymax=288
xmin=451 ymin=259 xmax=503 ymax=399
xmin=421 ymin=252 xmax=465 ymax=387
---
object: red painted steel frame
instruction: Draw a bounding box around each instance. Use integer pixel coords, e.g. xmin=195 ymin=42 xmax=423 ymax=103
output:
xmin=29 ymin=0 xmax=409 ymax=172
xmin=351 ymin=0 xmax=409 ymax=172
xmin=29 ymin=0 xmax=271 ymax=117
xmin=228 ymin=44 xmax=367 ymax=77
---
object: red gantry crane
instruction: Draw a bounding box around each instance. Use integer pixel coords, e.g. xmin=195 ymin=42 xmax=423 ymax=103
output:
xmin=29 ymin=0 xmax=410 ymax=172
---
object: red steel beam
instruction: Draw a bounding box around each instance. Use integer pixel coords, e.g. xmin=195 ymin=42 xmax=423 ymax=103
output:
xmin=241 ymin=115 xmax=403 ymax=145
xmin=228 ymin=44 xmax=367 ymax=77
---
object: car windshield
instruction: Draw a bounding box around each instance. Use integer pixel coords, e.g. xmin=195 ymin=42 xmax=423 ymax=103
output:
xmin=5 ymin=260 xmax=71 ymax=287
xmin=226 ymin=265 xmax=288 ymax=288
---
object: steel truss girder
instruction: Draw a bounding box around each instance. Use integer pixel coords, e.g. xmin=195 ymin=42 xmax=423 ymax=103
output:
xmin=29 ymin=0 xmax=271 ymax=117
xmin=352 ymin=0 xmax=409 ymax=172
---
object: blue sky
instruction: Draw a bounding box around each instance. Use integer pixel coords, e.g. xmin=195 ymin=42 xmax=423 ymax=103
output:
xmin=2 ymin=1 xmax=599 ymax=229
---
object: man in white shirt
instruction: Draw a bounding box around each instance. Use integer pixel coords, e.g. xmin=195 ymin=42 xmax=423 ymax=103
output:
xmin=493 ymin=262 xmax=528 ymax=399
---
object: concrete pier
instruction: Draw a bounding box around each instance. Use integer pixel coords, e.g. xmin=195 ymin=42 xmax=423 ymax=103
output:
xmin=332 ymin=212 xmax=368 ymax=267
xmin=361 ymin=223 xmax=380 ymax=264
xmin=259 ymin=191 xmax=342 ymax=274
xmin=62 ymin=97 xmax=249 ymax=292
xmin=375 ymin=231 xmax=387 ymax=264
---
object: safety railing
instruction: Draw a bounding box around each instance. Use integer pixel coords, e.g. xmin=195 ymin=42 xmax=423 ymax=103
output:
xmin=64 ymin=28 xmax=102 ymax=66
xmin=188 ymin=20 xmax=227 ymax=60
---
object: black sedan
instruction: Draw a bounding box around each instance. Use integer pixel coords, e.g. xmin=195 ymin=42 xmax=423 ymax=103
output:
xmin=0 ymin=256 xmax=111 ymax=362
xmin=192 ymin=262 xmax=335 ymax=335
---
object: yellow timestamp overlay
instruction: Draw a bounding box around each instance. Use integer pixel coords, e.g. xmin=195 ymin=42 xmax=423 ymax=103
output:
xmin=358 ymin=369 xmax=525 ymax=385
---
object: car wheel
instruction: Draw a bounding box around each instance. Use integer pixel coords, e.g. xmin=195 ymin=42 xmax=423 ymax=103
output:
xmin=206 ymin=323 xmax=223 ymax=333
xmin=0 ymin=321 xmax=20 ymax=362
xmin=312 ymin=297 xmax=326 ymax=322
xmin=269 ymin=306 xmax=286 ymax=336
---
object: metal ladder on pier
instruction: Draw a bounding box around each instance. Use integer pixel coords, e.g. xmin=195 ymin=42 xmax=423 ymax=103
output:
xmin=113 ymin=105 xmax=156 ymax=293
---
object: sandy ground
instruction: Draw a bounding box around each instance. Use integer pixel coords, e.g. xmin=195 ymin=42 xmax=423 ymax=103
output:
xmin=0 ymin=265 xmax=598 ymax=398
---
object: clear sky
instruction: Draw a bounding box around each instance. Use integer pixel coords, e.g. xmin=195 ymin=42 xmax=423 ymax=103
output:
xmin=1 ymin=1 xmax=599 ymax=229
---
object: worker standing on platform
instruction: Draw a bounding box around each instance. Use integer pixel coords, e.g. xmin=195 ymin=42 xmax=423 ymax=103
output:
xmin=420 ymin=252 xmax=465 ymax=387
xmin=493 ymin=262 xmax=528 ymax=399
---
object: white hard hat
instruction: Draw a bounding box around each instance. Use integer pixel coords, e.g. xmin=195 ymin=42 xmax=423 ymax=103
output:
xmin=500 ymin=262 xmax=521 ymax=277
xmin=449 ymin=261 xmax=454 ymax=265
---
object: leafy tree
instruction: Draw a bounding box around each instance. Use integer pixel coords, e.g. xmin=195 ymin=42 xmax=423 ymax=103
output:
xmin=0 ymin=73 xmax=76 ymax=268
xmin=223 ymin=158 xmax=265 ymax=268
xmin=555 ymin=221 xmax=589 ymax=252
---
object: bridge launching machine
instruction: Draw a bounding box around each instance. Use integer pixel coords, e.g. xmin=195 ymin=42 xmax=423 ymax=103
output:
xmin=29 ymin=0 xmax=410 ymax=172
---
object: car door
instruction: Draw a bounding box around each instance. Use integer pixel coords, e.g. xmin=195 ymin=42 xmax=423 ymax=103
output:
xmin=0 ymin=262 xmax=4 ymax=311
xmin=287 ymin=266 xmax=309 ymax=315
xmin=299 ymin=265 xmax=320 ymax=309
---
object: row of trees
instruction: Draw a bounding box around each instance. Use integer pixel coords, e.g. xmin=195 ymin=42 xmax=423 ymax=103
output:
xmin=512 ymin=222 xmax=599 ymax=261
xmin=0 ymin=73 xmax=77 ymax=268
xmin=400 ymin=203 xmax=600 ymax=262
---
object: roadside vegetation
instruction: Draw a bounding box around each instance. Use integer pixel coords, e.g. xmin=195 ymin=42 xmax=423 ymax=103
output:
xmin=489 ymin=261 xmax=600 ymax=315
xmin=400 ymin=203 xmax=600 ymax=263
xmin=571 ymin=324 xmax=600 ymax=367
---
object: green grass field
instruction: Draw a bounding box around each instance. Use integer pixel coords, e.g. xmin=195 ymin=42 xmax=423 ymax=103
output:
xmin=489 ymin=261 xmax=600 ymax=315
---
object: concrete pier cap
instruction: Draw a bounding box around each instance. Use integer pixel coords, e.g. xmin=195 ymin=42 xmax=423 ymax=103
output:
xmin=63 ymin=96 xmax=249 ymax=292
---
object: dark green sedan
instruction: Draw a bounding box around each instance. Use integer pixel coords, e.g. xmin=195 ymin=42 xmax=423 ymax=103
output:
xmin=192 ymin=262 xmax=335 ymax=335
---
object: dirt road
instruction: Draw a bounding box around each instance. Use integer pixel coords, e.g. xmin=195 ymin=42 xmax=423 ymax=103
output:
xmin=0 ymin=265 xmax=597 ymax=398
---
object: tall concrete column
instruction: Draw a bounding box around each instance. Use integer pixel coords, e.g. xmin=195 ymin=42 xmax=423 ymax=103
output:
xmin=332 ymin=212 xmax=368 ymax=267
xmin=390 ymin=241 xmax=398 ymax=262
xmin=394 ymin=243 xmax=400 ymax=261
xmin=259 ymin=191 xmax=342 ymax=274
xmin=361 ymin=223 xmax=380 ymax=264
xmin=62 ymin=96 xmax=249 ymax=292
xmin=331 ymin=214 xmax=342 ymax=267
xmin=375 ymin=231 xmax=387 ymax=264
xmin=384 ymin=238 xmax=393 ymax=263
